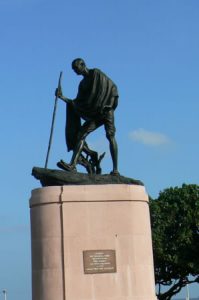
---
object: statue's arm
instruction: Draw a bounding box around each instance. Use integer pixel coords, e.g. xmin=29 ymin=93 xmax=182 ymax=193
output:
xmin=102 ymin=96 xmax=116 ymax=112
xmin=105 ymin=97 xmax=115 ymax=108
xmin=55 ymin=88 xmax=73 ymax=104
xmin=59 ymin=95 xmax=73 ymax=104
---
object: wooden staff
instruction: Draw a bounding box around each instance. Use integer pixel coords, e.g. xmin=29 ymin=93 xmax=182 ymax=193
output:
xmin=44 ymin=71 xmax=63 ymax=168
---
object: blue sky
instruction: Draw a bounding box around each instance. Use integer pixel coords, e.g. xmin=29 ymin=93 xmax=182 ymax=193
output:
xmin=0 ymin=0 xmax=199 ymax=299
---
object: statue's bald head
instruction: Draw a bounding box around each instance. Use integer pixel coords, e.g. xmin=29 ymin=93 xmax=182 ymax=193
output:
xmin=72 ymin=58 xmax=86 ymax=69
xmin=71 ymin=58 xmax=88 ymax=75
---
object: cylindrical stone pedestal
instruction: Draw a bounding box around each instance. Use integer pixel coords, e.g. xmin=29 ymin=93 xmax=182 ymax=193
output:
xmin=30 ymin=184 xmax=156 ymax=300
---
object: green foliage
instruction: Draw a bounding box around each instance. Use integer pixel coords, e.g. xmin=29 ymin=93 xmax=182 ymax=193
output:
xmin=150 ymin=184 xmax=199 ymax=300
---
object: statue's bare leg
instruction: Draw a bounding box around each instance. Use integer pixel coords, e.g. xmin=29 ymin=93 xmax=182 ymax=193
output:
xmin=57 ymin=137 xmax=86 ymax=172
xmin=107 ymin=135 xmax=119 ymax=175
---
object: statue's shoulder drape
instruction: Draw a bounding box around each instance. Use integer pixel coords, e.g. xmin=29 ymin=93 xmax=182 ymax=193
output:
xmin=73 ymin=68 xmax=118 ymax=120
xmin=65 ymin=68 xmax=119 ymax=152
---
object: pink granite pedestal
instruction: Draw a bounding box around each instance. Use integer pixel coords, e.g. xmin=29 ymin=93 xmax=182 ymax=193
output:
xmin=29 ymin=184 xmax=157 ymax=300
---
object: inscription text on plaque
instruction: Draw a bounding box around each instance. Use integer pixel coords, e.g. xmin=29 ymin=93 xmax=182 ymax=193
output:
xmin=83 ymin=250 xmax=117 ymax=274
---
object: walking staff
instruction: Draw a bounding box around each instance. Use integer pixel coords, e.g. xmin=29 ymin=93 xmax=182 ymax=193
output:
xmin=44 ymin=71 xmax=63 ymax=168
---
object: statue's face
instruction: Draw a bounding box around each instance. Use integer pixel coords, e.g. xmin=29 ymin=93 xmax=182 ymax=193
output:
xmin=72 ymin=61 xmax=85 ymax=75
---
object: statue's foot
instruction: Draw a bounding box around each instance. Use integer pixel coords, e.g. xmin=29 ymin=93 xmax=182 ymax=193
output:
xmin=57 ymin=160 xmax=77 ymax=172
xmin=110 ymin=170 xmax=120 ymax=176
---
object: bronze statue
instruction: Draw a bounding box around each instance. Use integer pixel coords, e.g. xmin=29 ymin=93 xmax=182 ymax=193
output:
xmin=56 ymin=58 xmax=119 ymax=175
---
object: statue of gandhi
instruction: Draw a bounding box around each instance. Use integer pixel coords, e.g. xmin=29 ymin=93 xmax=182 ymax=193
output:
xmin=56 ymin=58 xmax=119 ymax=175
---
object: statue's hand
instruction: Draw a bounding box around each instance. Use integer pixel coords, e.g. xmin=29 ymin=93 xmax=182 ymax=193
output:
xmin=55 ymin=89 xmax=72 ymax=105
xmin=55 ymin=87 xmax=63 ymax=99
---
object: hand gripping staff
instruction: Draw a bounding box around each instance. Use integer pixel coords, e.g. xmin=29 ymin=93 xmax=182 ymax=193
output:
xmin=44 ymin=71 xmax=63 ymax=168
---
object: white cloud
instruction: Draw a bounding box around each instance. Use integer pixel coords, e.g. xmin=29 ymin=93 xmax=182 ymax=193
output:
xmin=129 ymin=128 xmax=170 ymax=146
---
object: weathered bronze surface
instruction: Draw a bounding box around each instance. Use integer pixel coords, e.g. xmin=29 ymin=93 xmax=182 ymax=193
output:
xmin=83 ymin=250 xmax=117 ymax=274
xmin=32 ymin=167 xmax=144 ymax=186
xmin=33 ymin=59 xmax=144 ymax=186
xmin=56 ymin=58 xmax=119 ymax=175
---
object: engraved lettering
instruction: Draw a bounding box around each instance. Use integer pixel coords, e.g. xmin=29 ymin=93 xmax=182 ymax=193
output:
xmin=83 ymin=250 xmax=117 ymax=274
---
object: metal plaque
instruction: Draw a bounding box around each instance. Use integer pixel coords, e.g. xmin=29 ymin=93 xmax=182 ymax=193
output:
xmin=83 ymin=250 xmax=117 ymax=274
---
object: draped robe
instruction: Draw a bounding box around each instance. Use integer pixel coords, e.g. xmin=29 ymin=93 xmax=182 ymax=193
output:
xmin=65 ymin=68 xmax=118 ymax=151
